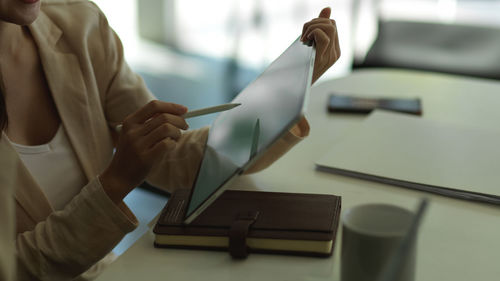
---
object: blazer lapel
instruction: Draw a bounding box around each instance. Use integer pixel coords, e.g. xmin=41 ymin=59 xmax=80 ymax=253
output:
xmin=29 ymin=12 xmax=98 ymax=180
xmin=1 ymin=133 xmax=53 ymax=223
xmin=10 ymin=11 xmax=101 ymax=224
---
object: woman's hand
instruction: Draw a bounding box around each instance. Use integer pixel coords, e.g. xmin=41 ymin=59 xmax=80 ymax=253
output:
xmin=100 ymin=100 xmax=189 ymax=203
xmin=301 ymin=7 xmax=341 ymax=84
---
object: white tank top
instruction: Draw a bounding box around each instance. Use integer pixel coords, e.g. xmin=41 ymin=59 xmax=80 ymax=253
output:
xmin=7 ymin=125 xmax=87 ymax=211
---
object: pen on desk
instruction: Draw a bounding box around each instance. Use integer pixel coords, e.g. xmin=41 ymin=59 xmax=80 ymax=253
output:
xmin=376 ymin=198 xmax=429 ymax=281
xmin=114 ymin=103 xmax=241 ymax=132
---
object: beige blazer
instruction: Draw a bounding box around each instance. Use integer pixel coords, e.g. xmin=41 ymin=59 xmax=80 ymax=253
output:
xmin=2 ymin=1 xmax=309 ymax=280
xmin=0 ymin=138 xmax=17 ymax=281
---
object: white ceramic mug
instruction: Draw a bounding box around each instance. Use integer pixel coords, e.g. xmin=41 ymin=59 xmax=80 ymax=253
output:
xmin=341 ymin=204 xmax=416 ymax=281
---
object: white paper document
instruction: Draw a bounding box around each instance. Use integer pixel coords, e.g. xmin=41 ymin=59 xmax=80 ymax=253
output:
xmin=316 ymin=111 xmax=500 ymax=204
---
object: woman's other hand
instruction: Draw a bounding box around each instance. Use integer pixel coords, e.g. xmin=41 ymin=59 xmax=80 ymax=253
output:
xmin=301 ymin=7 xmax=341 ymax=84
xmin=100 ymin=100 xmax=189 ymax=203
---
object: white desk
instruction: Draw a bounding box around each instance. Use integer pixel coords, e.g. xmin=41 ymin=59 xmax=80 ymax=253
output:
xmin=96 ymin=69 xmax=500 ymax=281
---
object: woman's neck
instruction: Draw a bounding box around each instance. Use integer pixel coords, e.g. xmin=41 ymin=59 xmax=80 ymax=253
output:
xmin=0 ymin=21 xmax=29 ymax=58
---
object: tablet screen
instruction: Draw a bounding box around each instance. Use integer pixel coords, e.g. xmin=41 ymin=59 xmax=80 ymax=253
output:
xmin=185 ymin=38 xmax=315 ymax=221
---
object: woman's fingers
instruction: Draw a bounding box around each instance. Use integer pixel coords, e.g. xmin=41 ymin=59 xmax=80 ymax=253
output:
xmin=300 ymin=6 xmax=332 ymax=40
xmin=120 ymin=100 xmax=188 ymax=157
xmin=100 ymin=101 xmax=190 ymax=199
xmin=141 ymin=123 xmax=182 ymax=149
xmin=146 ymin=138 xmax=177 ymax=160
xmin=300 ymin=7 xmax=341 ymax=83
xmin=308 ymin=28 xmax=331 ymax=58
xmin=318 ymin=7 xmax=331 ymax=19
xmin=125 ymin=100 xmax=187 ymax=126
xmin=140 ymin=113 xmax=188 ymax=136
xmin=301 ymin=18 xmax=331 ymax=41
xmin=303 ymin=22 xmax=335 ymax=39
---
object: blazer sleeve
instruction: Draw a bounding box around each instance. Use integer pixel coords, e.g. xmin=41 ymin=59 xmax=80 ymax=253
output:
xmin=89 ymin=3 xmax=204 ymax=192
xmin=16 ymin=177 xmax=137 ymax=281
xmin=93 ymin=3 xmax=154 ymax=126
xmin=146 ymin=117 xmax=310 ymax=193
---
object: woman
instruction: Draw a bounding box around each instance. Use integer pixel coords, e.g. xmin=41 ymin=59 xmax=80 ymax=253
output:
xmin=0 ymin=0 xmax=340 ymax=280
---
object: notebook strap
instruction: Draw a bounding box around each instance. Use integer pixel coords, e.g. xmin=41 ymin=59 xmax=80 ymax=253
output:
xmin=229 ymin=211 xmax=259 ymax=259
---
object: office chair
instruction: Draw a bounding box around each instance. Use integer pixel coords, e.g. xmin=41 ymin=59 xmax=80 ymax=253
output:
xmin=353 ymin=4 xmax=500 ymax=80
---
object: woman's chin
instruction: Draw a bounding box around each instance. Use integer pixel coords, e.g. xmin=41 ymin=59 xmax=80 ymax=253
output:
xmin=2 ymin=1 xmax=41 ymax=26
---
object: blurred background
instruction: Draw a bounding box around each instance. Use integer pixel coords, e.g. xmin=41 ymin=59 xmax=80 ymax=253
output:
xmin=91 ymin=0 xmax=500 ymax=254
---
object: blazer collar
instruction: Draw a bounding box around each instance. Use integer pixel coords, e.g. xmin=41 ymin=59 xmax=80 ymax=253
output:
xmin=29 ymin=10 xmax=62 ymax=48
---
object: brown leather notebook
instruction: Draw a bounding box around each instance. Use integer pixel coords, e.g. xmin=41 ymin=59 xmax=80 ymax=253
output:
xmin=153 ymin=189 xmax=341 ymax=258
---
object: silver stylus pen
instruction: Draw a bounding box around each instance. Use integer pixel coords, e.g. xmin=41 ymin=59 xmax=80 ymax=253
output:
xmin=114 ymin=103 xmax=241 ymax=132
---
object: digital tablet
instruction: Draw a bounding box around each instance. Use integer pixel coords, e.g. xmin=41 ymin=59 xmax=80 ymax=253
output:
xmin=184 ymin=38 xmax=316 ymax=224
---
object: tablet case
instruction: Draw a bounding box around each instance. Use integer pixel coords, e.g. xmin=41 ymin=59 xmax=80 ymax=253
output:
xmin=153 ymin=189 xmax=341 ymax=259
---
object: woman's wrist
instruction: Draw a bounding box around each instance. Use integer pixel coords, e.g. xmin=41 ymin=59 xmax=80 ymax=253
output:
xmin=98 ymin=170 xmax=134 ymax=204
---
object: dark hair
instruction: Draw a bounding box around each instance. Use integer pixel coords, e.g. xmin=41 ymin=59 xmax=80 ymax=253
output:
xmin=0 ymin=70 xmax=7 ymax=132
